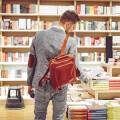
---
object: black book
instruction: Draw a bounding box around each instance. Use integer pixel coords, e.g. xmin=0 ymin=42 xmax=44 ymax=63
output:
xmin=20 ymin=4 xmax=28 ymax=13
xmin=2 ymin=4 xmax=6 ymax=13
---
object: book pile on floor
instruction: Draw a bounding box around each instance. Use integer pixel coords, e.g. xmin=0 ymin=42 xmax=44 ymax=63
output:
xmin=106 ymin=102 xmax=120 ymax=120
xmin=68 ymin=105 xmax=88 ymax=120
xmin=87 ymin=105 xmax=107 ymax=120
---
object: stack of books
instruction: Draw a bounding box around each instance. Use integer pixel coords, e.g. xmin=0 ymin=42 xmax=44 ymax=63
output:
xmin=109 ymin=77 xmax=120 ymax=90
xmin=108 ymin=50 xmax=120 ymax=65
xmin=87 ymin=105 xmax=108 ymax=120
xmin=67 ymin=105 xmax=88 ymax=120
xmin=90 ymin=79 xmax=109 ymax=90
xmin=106 ymin=103 xmax=120 ymax=120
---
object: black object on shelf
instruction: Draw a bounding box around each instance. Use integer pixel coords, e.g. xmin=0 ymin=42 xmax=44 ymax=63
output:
xmin=106 ymin=36 xmax=113 ymax=63
xmin=6 ymin=86 xmax=24 ymax=109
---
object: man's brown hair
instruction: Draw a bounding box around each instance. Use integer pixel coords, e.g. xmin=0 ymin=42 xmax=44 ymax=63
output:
xmin=59 ymin=10 xmax=80 ymax=24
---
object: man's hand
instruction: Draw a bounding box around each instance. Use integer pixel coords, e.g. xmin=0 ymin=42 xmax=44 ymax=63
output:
xmin=28 ymin=86 xmax=32 ymax=95
xmin=88 ymin=77 xmax=93 ymax=86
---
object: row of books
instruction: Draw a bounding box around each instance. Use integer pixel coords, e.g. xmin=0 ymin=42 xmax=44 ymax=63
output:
xmin=1 ymin=4 xmax=38 ymax=14
xmin=75 ymin=21 xmax=107 ymax=30
xmin=75 ymin=36 xmax=106 ymax=47
xmin=1 ymin=69 xmax=27 ymax=79
xmin=1 ymin=52 xmax=29 ymax=62
xmin=1 ymin=19 xmax=59 ymax=30
xmin=78 ymin=52 xmax=105 ymax=62
xmin=77 ymin=4 xmax=110 ymax=15
xmin=0 ymin=86 xmax=29 ymax=97
xmin=2 ymin=4 xmax=120 ymax=16
xmin=1 ymin=4 xmax=74 ymax=15
xmin=91 ymin=77 xmax=120 ymax=90
xmin=1 ymin=36 xmax=33 ymax=46
xmin=1 ymin=19 xmax=38 ymax=30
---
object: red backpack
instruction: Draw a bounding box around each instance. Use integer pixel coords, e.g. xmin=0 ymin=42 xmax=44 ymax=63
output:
xmin=38 ymin=35 xmax=80 ymax=91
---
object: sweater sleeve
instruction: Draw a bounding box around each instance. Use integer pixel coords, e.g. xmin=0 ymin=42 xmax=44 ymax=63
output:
xmin=68 ymin=38 xmax=89 ymax=84
xmin=27 ymin=36 xmax=37 ymax=86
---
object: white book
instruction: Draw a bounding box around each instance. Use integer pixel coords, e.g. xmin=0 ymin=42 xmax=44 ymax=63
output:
xmin=16 ymin=4 xmax=20 ymax=14
xmin=104 ymin=7 xmax=107 ymax=15
xmin=81 ymin=20 xmax=84 ymax=30
xmin=80 ymin=4 xmax=85 ymax=15
xmin=22 ymin=53 xmax=24 ymax=62
xmin=107 ymin=7 xmax=111 ymax=15
xmin=39 ymin=5 xmax=57 ymax=14
xmin=101 ymin=53 xmax=104 ymax=62
xmin=29 ymin=37 xmax=33 ymax=46
xmin=1 ymin=87 xmax=5 ymax=96
xmin=94 ymin=52 xmax=97 ymax=62
xmin=1 ymin=36 xmax=4 ymax=46
xmin=113 ymin=36 xmax=120 ymax=43
xmin=18 ymin=19 xmax=26 ymax=30
xmin=27 ymin=19 xmax=31 ymax=30
xmin=112 ymin=6 xmax=116 ymax=15
xmin=10 ymin=69 xmax=15 ymax=78
xmin=75 ymin=22 xmax=79 ymax=30
xmin=115 ymin=6 xmax=120 ymax=15
xmin=57 ymin=6 xmax=74 ymax=15
xmin=99 ymin=6 xmax=104 ymax=15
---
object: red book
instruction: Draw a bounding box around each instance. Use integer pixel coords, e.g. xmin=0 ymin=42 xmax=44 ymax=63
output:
xmin=77 ymin=5 xmax=80 ymax=14
xmin=6 ymin=4 xmax=9 ymax=13
xmin=94 ymin=5 xmax=98 ymax=15
xmin=5 ymin=53 xmax=8 ymax=62
xmin=91 ymin=37 xmax=94 ymax=46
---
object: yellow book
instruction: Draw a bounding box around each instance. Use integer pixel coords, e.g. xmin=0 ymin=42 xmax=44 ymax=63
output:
xmin=90 ymin=6 xmax=94 ymax=15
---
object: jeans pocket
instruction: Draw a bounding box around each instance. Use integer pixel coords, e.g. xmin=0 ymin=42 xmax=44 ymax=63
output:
xmin=54 ymin=89 xmax=67 ymax=102
xmin=35 ymin=88 xmax=46 ymax=102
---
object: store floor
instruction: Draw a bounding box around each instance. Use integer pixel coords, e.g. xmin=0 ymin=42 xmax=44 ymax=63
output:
xmin=0 ymin=100 xmax=67 ymax=120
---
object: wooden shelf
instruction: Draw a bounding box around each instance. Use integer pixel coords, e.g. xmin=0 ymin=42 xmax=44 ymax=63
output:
xmin=0 ymin=78 xmax=27 ymax=81
xmin=0 ymin=62 xmax=28 ymax=65
xmin=0 ymin=30 xmax=38 ymax=32
xmin=81 ymin=82 xmax=120 ymax=100
xmin=0 ymin=46 xmax=30 ymax=48
xmin=79 ymin=62 xmax=102 ymax=65
xmin=77 ymin=46 xmax=105 ymax=48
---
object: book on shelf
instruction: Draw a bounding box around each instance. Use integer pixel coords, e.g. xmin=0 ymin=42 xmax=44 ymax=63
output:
xmin=75 ymin=36 xmax=105 ymax=47
xmin=57 ymin=6 xmax=74 ymax=15
xmin=0 ymin=86 xmax=29 ymax=97
xmin=1 ymin=52 xmax=29 ymax=62
xmin=2 ymin=18 xmax=38 ymax=30
xmin=79 ymin=52 xmax=105 ymax=62
xmin=77 ymin=4 xmax=109 ymax=15
xmin=1 ymin=4 xmax=38 ymax=14
xmin=113 ymin=36 xmax=120 ymax=46
xmin=75 ymin=21 xmax=107 ymax=30
xmin=39 ymin=5 xmax=57 ymax=15
xmin=112 ymin=6 xmax=120 ymax=15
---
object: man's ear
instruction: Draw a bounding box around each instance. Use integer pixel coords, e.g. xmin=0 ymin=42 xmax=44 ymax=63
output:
xmin=66 ymin=22 xmax=71 ymax=28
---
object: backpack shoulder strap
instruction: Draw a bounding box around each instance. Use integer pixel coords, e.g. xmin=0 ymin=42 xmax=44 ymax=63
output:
xmin=60 ymin=35 xmax=69 ymax=55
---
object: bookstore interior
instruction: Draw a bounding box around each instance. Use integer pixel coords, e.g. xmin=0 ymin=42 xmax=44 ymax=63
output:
xmin=1 ymin=0 xmax=120 ymax=120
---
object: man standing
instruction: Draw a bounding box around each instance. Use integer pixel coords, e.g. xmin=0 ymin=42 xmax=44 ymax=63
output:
xmin=27 ymin=10 xmax=90 ymax=120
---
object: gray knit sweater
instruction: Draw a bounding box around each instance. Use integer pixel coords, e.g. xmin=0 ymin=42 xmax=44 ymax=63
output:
xmin=27 ymin=26 xmax=89 ymax=88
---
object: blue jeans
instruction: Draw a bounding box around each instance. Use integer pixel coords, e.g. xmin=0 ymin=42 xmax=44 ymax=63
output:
xmin=34 ymin=85 xmax=67 ymax=120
